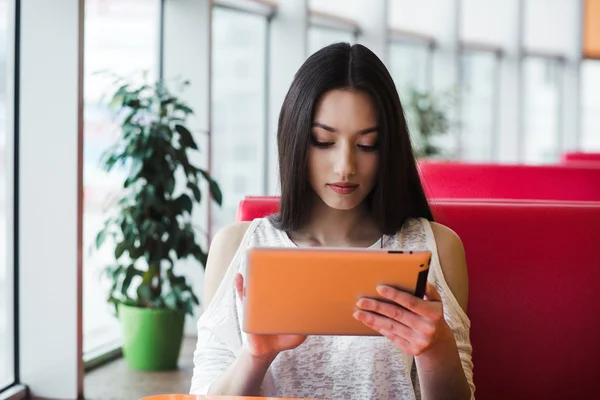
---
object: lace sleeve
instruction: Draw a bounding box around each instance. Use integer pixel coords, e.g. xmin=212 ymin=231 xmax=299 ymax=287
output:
xmin=189 ymin=219 xmax=260 ymax=394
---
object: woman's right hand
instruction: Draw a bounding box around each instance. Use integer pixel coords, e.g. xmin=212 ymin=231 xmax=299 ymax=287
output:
xmin=235 ymin=273 xmax=307 ymax=360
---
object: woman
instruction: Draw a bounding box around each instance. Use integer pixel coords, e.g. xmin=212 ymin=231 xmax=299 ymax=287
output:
xmin=190 ymin=43 xmax=474 ymax=400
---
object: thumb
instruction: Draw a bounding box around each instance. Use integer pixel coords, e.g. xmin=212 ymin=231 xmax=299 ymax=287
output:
xmin=424 ymin=282 xmax=442 ymax=302
xmin=234 ymin=273 xmax=244 ymax=300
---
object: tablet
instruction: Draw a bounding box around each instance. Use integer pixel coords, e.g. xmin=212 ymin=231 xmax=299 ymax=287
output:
xmin=242 ymin=247 xmax=432 ymax=336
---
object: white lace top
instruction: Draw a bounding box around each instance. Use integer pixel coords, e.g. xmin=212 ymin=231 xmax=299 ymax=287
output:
xmin=190 ymin=217 xmax=475 ymax=399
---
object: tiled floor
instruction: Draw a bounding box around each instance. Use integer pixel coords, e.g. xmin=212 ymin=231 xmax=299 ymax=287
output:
xmin=85 ymin=336 xmax=196 ymax=400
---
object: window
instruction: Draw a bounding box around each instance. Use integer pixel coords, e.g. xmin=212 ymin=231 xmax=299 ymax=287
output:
xmin=0 ymin=0 xmax=12 ymax=390
xmin=83 ymin=0 xmax=159 ymax=359
xmin=388 ymin=41 xmax=431 ymax=92
xmin=211 ymin=7 xmax=268 ymax=237
xmin=459 ymin=50 xmax=499 ymax=161
xmin=308 ymin=25 xmax=354 ymax=55
xmin=581 ymin=60 xmax=600 ymax=150
xmin=389 ymin=0 xmax=447 ymax=38
xmin=523 ymin=57 xmax=563 ymax=163
xmin=460 ymin=0 xmax=513 ymax=47
xmin=309 ymin=0 xmax=362 ymax=22
xmin=523 ymin=0 xmax=578 ymax=56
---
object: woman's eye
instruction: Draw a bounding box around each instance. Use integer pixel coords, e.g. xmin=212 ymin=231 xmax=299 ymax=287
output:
xmin=357 ymin=144 xmax=378 ymax=152
xmin=310 ymin=136 xmax=334 ymax=148
xmin=314 ymin=141 xmax=334 ymax=148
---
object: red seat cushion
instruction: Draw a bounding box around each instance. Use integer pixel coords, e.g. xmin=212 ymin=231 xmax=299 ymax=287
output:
xmin=431 ymin=200 xmax=600 ymax=400
xmin=561 ymin=151 xmax=600 ymax=163
xmin=418 ymin=161 xmax=600 ymax=201
xmin=236 ymin=196 xmax=280 ymax=222
xmin=236 ymin=196 xmax=600 ymax=400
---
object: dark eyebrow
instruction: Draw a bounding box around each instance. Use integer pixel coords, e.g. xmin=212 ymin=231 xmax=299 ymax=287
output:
xmin=312 ymin=122 xmax=378 ymax=135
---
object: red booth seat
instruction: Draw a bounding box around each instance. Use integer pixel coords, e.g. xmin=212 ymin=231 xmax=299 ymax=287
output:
xmin=561 ymin=151 xmax=600 ymax=163
xmin=418 ymin=161 xmax=600 ymax=201
xmin=236 ymin=196 xmax=600 ymax=400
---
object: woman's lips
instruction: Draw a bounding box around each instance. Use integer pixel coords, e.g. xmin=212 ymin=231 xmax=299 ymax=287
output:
xmin=327 ymin=183 xmax=359 ymax=195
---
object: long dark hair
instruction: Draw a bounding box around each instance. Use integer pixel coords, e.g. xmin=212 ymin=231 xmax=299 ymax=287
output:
xmin=270 ymin=43 xmax=433 ymax=235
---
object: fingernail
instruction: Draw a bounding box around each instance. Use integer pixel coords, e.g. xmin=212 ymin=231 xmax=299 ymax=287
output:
xmin=353 ymin=311 xmax=362 ymax=320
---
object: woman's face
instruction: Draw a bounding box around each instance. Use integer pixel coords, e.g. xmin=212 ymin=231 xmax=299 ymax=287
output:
xmin=308 ymin=89 xmax=379 ymax=211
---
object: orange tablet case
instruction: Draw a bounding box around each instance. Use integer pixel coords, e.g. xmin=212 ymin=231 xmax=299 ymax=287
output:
xmin=242 ymin=247 xmax=431 ymax=336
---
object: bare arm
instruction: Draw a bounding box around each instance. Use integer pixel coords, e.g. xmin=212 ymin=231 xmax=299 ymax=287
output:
xmin=202 ymin=221 xmax=250 ymax=308
xmin=200 ymin=221 xmax=279 ymax=396
xmin=415 ymin=222 xmax=471 ymax=400
xmin=207 ymin=349 xmax=277 ymax=396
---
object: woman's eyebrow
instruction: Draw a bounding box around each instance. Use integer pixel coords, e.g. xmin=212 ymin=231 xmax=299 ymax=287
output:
xmin=312 ymin=121 xmax=378 ymax=134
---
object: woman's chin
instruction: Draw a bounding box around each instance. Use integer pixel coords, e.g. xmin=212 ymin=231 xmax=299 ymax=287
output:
xmin=319 ymin=194 xmax=364 ymax=212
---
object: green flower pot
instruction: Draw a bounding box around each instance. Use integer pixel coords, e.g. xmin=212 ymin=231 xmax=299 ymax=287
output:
xmin=117 ymin=303 xmax=185 ymax=371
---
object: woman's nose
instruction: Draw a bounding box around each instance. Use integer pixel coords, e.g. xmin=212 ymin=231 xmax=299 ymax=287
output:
xmin=333 ymin=143 xmax=356 ymax=178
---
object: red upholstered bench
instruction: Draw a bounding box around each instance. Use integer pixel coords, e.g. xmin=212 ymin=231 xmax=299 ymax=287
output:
xmin=236 ymin=196 xmax=600 ymax=400
xmin=417 ymin=161 xmax=600 ymax=201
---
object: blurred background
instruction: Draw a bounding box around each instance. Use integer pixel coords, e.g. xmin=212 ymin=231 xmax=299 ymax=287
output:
xmin=1 ymin=0 xmax=599 ymax=399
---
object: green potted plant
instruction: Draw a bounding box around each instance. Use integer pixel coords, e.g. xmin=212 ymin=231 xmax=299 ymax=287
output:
xmin=94 ymin=75 xmax=222 ymax=371
xmin=402 ymin=86 xmax=457 ymax=159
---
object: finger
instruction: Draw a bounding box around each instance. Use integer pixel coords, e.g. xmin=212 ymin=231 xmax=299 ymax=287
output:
xmin=424 ymin=282 xmax=442 ymax=302
xmin=353 ymin=310 xmax=416 ymax=340
xmin=356 ymin=298 xmax=421 ymax=328
xmin=234 ymin=273 xmax=244 ymax=300
xmin=376 ymin=285 xmax=438 ymax=318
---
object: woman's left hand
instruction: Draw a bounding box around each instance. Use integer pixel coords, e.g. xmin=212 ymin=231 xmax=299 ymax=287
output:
xmin=353 ymin=283 xmax=452 ymax=356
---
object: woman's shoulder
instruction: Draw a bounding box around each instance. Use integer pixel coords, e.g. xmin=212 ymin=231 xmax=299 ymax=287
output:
xmin=201 ymin=221 xmax=255 ymax=307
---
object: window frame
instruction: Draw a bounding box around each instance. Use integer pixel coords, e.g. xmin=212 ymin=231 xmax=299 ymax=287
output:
xmin=0 ymin=0 xmax=22 ymax=397
xmin=81 ymin=0 xmax=167 ymax=370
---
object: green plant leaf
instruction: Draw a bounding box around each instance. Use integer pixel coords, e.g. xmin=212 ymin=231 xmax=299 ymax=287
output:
xmin=186 ymin=298 xmax=195 ymax=316
xmin=95 ymin=229 xmax=107 ymax=249
xmin=115 ymin=241 xmax=128 ymax=259
xmin=190 ymin=291 xmax=200 ymax=306
xmin=165 ymin=176 xmax=175 ymax=196
xmin=174 ymin=102 xmax=194 ymax=115
xmin=121 ymin=265 xmax=137 ymax=296
xmin=187 ymin=182 xmax=202 ymax=202
xmin=175 ymin=124 xmax=198 ymax=150
xmin=164 ymin=292 xmax=177 ymax=309
xmin=175 ymin=194 xmax=193 ymax=215
xmin=137 ymin=285 xmax=152 ymax=306
xmin=199 ymin=169 xmax=223 ymax=206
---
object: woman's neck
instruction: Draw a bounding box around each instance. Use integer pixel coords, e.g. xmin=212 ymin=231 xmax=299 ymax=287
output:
xmin=288 ymin=196 xmax=382 ymax=248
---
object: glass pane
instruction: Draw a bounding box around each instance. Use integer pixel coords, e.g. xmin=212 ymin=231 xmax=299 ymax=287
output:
xmin=389 ymin=0 xmax=449 ymax=37
xmin=309 ymin=0 xmax=362 ymax=21
xmin=388 ymin=42 xmax=430 ymax=92
xmin=523 ymin=57 xmax=561 ymax=164
xmin=524 ymin=0 xmax=578 ymax=55
xmin=460 ymin=0 xmax=512 ymax=47
xmin=460 ymin=50 xmax=498 ymax=161
xmin=211 ymin=8 xmax=267 ymax=236
xmin=581 ymin=60 xmax=600 ymax=151
xmin=308 ymin=26 xmax=354 ymax=56
xmin=0 ymin=0 xmax=12 ymax=389
xmin=83 ymin=0 xmax=158 ymax=357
